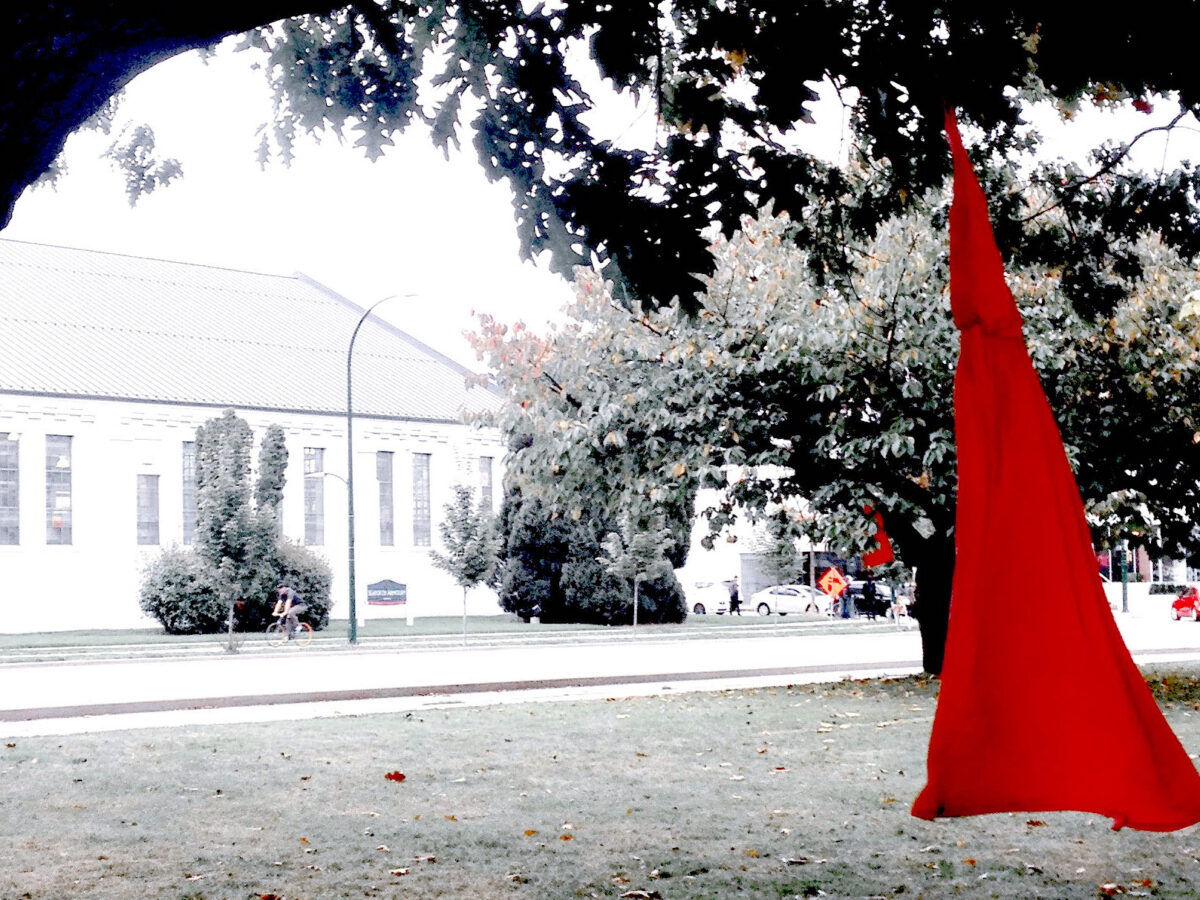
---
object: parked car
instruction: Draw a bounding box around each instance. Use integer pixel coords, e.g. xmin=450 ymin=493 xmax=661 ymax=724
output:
xmin=749 ymin=583 xmax=828 ymax=616
xmin=688 ymin=581 xmax=729 ymax=616
xmin=1171 ymin=586 xmax=1200 ymax=621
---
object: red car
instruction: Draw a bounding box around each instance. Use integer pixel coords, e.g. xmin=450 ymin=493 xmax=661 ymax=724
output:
xmin=1171 ymin=586 xmax=1200 ymax=620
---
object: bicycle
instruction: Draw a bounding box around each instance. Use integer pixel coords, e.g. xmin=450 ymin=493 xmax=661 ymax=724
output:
xmin=265 ymin=614 xmax=313 ymax=648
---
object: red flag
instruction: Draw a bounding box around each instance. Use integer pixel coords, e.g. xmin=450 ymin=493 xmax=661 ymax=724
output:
xmin=911 ymin=110 xmax=1200 ymax=831
xmin=862 ymin=505 xmax=894 ymax=568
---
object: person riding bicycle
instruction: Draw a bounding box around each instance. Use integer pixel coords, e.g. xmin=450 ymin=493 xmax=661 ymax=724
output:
xmin=272 ymin=584 xmax=307 ymax=638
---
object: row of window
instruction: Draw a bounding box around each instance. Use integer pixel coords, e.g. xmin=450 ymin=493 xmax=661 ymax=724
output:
xmin=0 ymin=433 xmax=494 ymax=548
xmin=0 ymin=433 xmax=72 ymax=545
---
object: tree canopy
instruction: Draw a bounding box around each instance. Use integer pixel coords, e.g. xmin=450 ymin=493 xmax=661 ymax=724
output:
xmin=8 ymin=3 xmax=1200 ymax=319
xmin=471 ymin=172 xmax=1200 ymax=670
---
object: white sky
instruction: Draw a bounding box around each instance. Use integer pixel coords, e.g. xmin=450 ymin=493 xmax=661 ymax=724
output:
xmin=4 ymin=43 xmax=578 ymax=370
xmin=4 ymin=39 xmax=1196 ymax=371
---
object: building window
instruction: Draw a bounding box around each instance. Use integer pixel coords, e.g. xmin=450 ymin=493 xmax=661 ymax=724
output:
xmin=479 ymin=455 xmax=494 ymax=511
xmin=182 ymin=441 xmax=197 ymax=545
xmin=46 ymin=434 xmax=72 ymax=545
xmin=137 ymin=474 xmax=160 ymax=545
xmin=413 ymin=452 xmax=431 ymax=547
xmin=0 ymin=433 xmax=17 ymax=545
xmin=378 ymin=451 xmax=394 ymax=546
xmin=304 ymin=447 xmax=324 ymax=545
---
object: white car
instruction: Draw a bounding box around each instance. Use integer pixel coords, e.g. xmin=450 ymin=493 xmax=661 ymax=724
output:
xmin=687 ymin=581 xmax=730 ymax=615
xmin=749 ymin=583 xmax=828 ymax=616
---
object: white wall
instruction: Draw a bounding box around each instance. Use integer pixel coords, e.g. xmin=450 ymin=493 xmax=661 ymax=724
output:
xmin=0 ymin=396 xmax=506 ymax=632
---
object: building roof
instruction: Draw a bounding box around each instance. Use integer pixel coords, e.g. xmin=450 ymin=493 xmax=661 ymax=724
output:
xmin=0 ymin=239 xmax=500 ymax=422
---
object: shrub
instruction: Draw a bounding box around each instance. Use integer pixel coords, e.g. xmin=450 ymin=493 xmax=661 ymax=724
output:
xmin=138 ymin=542 xmax=332 ymax=635
xmin=138 ymin=547 xmax=224 ymax=634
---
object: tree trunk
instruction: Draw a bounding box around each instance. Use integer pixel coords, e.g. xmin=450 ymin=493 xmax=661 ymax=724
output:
xmin=909 ymin=533 xmax=956 ymax=675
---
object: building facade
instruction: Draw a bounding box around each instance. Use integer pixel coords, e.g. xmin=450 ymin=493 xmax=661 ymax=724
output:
xmin=0 ymin=239 xmax=505 ymax=632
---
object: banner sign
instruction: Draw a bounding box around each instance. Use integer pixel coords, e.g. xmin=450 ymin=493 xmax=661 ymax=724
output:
xmin=367 ymin=579 xmax=407 ymax=606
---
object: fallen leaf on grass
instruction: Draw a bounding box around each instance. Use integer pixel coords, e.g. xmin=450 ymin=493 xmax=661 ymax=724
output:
xmin=560 ymin=834 xmax=574 ymax=842
xmin=1026 ymin=819 xmax=1046 ymax=827
xmin=745 ymin=848 xmax=760 ymax=858
xmin=384 ymin=771 xmax=406 ymax=783
xmin=524 ymin=829 xmax=539 ymax=837
xmin=964 ymin=858 xmax=976 ymax=867
xmin=444 ymin=814 xmax=458 ymax=822
xmin=299 ymin=837 xmax=309 ymax=844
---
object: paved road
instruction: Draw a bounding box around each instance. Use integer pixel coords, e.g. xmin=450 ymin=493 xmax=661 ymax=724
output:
xmin=3 ymin=612 xmax=1199 ymax=737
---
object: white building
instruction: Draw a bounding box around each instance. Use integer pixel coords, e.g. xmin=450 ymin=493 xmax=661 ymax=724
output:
xmin=0 ymin=239 xmax=505 ymax=632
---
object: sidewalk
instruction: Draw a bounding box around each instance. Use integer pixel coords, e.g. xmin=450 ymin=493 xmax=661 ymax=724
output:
xmin=3 ymin=610 xmax=1198 ymax=737
xmin=1 ymin=627 xmax=925 ymax=736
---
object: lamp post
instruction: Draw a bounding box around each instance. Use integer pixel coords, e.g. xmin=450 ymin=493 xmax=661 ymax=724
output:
xmin=346 ymin=294 xmax=405 ymax=644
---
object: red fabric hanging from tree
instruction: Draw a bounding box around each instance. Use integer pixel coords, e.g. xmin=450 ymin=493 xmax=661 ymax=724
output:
xmin=863 ymin=505 xmax=895 ymax=568
xmin=910 ymin=110 xmax=1200 ymax=832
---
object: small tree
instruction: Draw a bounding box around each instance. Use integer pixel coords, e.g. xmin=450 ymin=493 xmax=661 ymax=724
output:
xmin=431 ymin=485 xmax=500 ymax=643
xmin=600 ymin=515 xmax=676 ymax=630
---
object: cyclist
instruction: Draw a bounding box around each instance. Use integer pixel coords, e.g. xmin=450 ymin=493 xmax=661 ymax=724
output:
xmin=272 ymin=584 xmax=308 ymax=638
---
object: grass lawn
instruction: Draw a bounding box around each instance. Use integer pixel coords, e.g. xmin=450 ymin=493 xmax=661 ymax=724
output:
xmin=7 ymin=671 xmax=1200 ymax=899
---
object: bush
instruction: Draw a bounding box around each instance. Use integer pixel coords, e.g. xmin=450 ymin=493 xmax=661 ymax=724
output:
xmin=138 ymin=542 xmax=333 ymax=635
xmin=495 ymin=490 xmax=689 ymax=626
xmin=138 ymin=547 xmax=224 ymax=634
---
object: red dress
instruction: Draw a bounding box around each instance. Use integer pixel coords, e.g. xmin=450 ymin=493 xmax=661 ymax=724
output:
xmin=910 ymin=111 xmax=1200 ymax=831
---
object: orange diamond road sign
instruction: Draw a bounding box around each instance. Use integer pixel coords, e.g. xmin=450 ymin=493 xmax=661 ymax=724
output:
xmin=819 ymin=567 xmax=849 ymax=598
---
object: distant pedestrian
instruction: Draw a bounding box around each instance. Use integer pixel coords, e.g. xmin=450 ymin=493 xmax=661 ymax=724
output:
xmin=726 ymin=576 xmax=742 ymax=615
xmin=862 ymin=573 xmax=880 ymax=621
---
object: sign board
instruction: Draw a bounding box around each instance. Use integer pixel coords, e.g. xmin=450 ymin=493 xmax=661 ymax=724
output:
xmin=818 ymin=567 xmax=849 ymax=598
xmin=367 ymin=579 xmax=407 ymax=606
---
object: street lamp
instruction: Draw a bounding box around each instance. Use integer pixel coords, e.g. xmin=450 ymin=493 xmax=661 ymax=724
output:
xmin=346 ymin=293 xmax=410 ymax=644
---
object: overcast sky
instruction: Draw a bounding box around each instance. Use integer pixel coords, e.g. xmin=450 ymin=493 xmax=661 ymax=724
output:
xmin=4 ymin=39 xmax=1195 ymax=370
xmin=4 ymin=42 xmax=579 ymax=370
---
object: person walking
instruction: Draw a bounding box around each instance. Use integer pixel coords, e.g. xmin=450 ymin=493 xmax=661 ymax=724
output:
xmin=862 ymin=573 xmax=880 ymax=621
xmin=726 ymin=576 xmax=742 ymax=615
